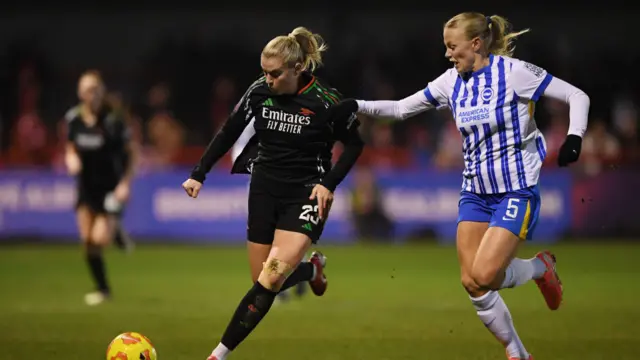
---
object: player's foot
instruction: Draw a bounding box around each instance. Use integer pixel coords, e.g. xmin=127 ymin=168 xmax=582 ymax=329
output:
xmin=308 ymin=251 xmax=327 ymax=296
xmin=507 ymin=355 xmax=534 ymax=360
xmin=84 ymin=291 xmax=109 ymax=306
xmin=534 ymin=250 xmax=563 ymax=310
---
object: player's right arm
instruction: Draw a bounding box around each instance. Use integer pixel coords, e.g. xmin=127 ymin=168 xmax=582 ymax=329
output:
xmin=188 ymin=79 xmax=263 ymax=185
xmin=65 ymin=142 xmax=81 ymax=176
xmin=64 ymin=109 xmax=82 ymax=176
xmin=340 ymin=70 xmax=453 ymax=120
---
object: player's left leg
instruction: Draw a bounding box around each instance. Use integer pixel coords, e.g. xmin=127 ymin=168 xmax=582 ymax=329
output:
xmin=113 ymin=213 xmax=134 ymax=253
xmin=208 ymin=230 xmax=313 ymax=360
xmin=84 ymin=213 xmax=117 ymax=306
xmin=488 ymin=186 xmax=563 ymax=309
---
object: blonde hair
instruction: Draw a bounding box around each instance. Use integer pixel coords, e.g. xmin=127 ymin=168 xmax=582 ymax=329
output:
xmin=445 ymin=12 xmax=529 ymax=57
xmin=262 ymin=27 xmax=328 ymax=72
xmin=78 ymin=69 xmax=104 ymax=85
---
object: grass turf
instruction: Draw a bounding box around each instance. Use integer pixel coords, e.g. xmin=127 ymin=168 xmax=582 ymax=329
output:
xmin=0 ymin=242 xmax=638 ymax=359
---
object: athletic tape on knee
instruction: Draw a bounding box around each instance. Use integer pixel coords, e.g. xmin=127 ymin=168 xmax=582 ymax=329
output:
xmin=262 ymin=258 xmax=294 ymax=278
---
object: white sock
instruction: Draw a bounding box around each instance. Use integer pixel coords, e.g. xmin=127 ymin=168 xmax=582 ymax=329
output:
xmin=500 ymin=258 xmax=546 ymax=289
xmin=471 ymin=291 xmax=529 ymax=359
xmin=211 ymin=343 xmax=231 ymax=360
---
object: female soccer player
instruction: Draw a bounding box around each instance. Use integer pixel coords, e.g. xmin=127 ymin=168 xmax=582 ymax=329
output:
xmin=65 ymin=71 xmax=136 ymax=306
xmin=331 ymin=12 xmax=589 ymax=360
xmin=231 ymin=121 xmax=309 ymax=304
xmin=182 ymin=27 xmax=364 ymax=360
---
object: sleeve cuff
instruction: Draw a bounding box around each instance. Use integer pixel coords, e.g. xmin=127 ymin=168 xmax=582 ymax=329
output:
xmin=190 ymin=166 xmax=206 ymax=183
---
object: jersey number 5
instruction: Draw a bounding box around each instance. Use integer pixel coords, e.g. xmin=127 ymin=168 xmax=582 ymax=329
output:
xmin=299 ymin=205 xmax=319 ymax=225
xmin=503 ymin=198 xmax=520 ymax=220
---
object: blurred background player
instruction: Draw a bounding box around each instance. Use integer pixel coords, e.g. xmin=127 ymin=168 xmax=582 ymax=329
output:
xmin=181 ymin=26 xmax=364 ymax=360
xmin=65 ymin=70 xmax=137 ymax=306
xmin=332 ymin=12 xmax=589 ymax=360
xmin=230 ymin=120 xmax=309 ymax=303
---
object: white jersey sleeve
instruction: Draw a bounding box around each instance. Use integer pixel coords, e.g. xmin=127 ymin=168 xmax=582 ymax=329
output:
xmin=231 ymin=117 xmax=256 ymax=162
xmin=355 ymin=69 xmax=455 ymax=120
xmin=510 ymin=59 xmax=553 ymax=101
xmin=423 ymin=69 xmax=455 ymax=107
xmin=355 ymin=91 xmax=433 ymax=120
xmin=542 ymin=77 xmax=590 ymax=137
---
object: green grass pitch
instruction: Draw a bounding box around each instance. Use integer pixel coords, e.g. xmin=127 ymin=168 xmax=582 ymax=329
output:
xmin=0 ymin=242 xmax=638 ymax=359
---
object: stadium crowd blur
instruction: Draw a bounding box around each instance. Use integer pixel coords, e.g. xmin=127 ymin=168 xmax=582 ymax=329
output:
xmin=0 ymin=12 xmax=639 ymax=226
xmin=1 ymin=41 xmax=637 ymax=176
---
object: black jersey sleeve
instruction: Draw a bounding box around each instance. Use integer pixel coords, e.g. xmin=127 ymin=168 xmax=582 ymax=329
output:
xmin=320 ymin=111 xmax=364 ymax=192
xmin=190 ymin=80 xmax=262 ymax=183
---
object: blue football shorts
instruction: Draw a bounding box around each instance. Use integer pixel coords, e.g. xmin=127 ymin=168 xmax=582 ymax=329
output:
xmin=457 ymin=185 xmax=541 ymax=240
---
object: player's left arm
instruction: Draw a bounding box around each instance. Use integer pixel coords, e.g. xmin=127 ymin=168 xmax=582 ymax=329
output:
xmin=320 ymin=112 xmax=364 ymax=192
xmin=511 ymin=60 xmax=590 ymax=165
xmin=511 ymin=60 xmax=590 ymax=137
xmin=310 ymin=109 xmax=364 ymax=220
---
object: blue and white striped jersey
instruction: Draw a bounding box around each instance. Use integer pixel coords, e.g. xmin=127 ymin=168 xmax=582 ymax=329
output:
xmin=424 ymin=54 xmax=552 ymax=194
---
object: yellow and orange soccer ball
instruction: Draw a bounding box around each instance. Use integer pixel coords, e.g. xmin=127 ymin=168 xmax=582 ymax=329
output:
xmin=106 ymin=332 xmax=157 ymax=360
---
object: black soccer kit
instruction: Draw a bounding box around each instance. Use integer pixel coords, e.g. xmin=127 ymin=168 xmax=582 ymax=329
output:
xmin=66 ymin=105 xmax=130 ymax=214
xmin=190 ymin=74 xmax=363 ymax=243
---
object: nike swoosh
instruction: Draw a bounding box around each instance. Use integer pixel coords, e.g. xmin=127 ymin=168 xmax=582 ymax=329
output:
xmin=484 ymin=317 xmax=496 ymax=328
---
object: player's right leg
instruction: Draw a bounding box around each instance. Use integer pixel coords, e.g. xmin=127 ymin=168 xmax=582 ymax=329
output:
xmin=208 ymin=230 xmax=313 ymax=360
xmin=490 ymin=186 xmax=562 ymax=310
xmin=246 ymin=230 xmax=324 ymax=306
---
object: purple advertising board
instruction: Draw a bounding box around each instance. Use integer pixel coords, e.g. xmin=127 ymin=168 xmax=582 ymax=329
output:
xmin=0 ymin=169 xmax=572 ymax=244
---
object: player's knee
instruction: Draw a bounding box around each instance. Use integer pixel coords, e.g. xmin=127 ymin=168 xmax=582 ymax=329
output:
xmin=91 ymin=224 xmax=113 ymax=246
xmin=470 ymin=266 xmax=500 ymax=290
xmin=257 ymin=258 xmax=294 ymax=292
xmin=461 ymin=274 xmax=481 ymax=294
xmin=91 ymin=232 xmax=111 ymax=246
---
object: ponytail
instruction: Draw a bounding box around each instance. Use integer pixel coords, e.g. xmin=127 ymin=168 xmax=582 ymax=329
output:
xmin=262 ymin=26 xmax=328 ymax=72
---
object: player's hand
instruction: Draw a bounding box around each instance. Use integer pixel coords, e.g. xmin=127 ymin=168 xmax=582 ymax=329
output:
xmin=66 ymin=154 xmax=82 ymax=176
xmin=182 ymin=178 xmax=203 ymax=198
xmin=557 ymin=134 xmax=582 ymax=167
xmin=114 ymin=182 xmax=131 ymax=203
xmin=309 ymin=184 xmax=333 ymax=221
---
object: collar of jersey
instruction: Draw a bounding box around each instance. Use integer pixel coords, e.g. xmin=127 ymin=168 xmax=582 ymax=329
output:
xmin=297 ymin=74 xmax=316 ymax=94
xmin=460 ymin=53 xmax=494 ymax=81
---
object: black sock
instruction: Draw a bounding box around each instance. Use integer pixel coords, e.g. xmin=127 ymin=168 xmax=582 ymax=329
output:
xmin=279 ymin=262 xmax=314 ymax=293
xmin=85 ymin=244 xmax=109 ymax=294
xmin=220 ymin=281 xmax=277 ymax=350
xmin=113 ymin=226 xmax=124 ymax=248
